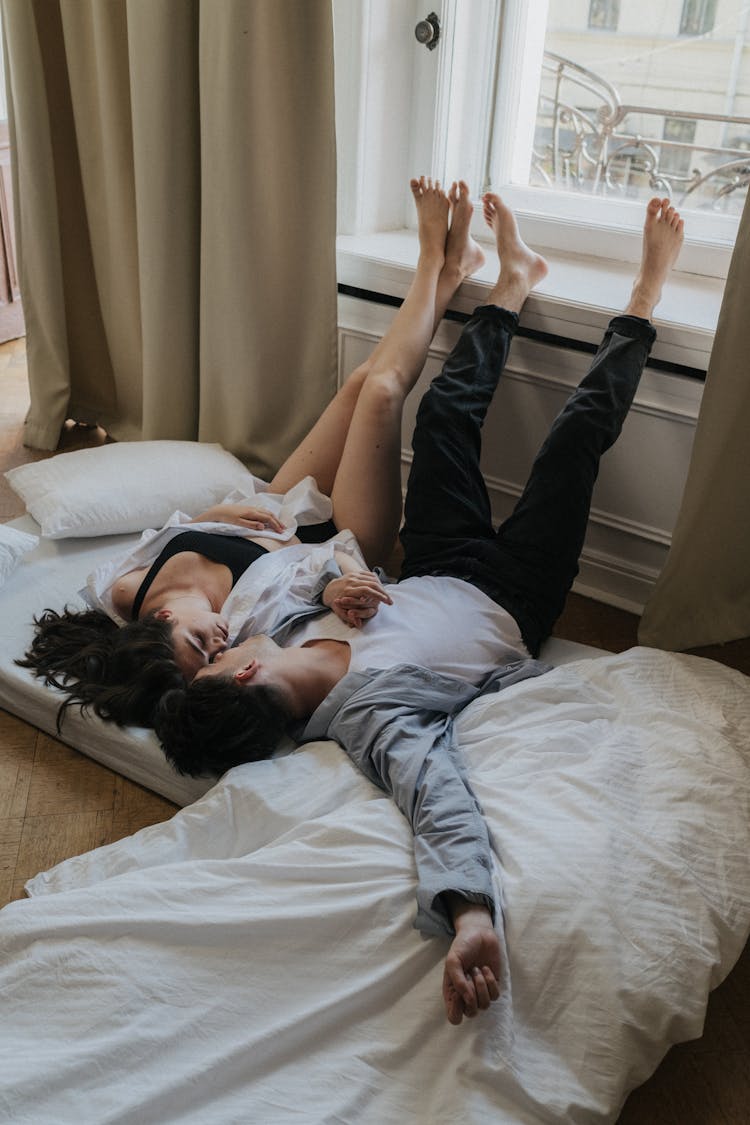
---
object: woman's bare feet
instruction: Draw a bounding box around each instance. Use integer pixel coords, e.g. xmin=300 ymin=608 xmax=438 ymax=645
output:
xmin=626 ymin=197 xmax=684 ymax=320
xmin=410 ymin=176 xmax=450 ymax=268
xmin=482 ymin=192 xmax=549 ymax=313
xmin=444 ymin=180 xmax=485 ymax=280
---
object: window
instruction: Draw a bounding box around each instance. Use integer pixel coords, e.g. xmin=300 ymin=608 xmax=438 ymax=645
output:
xmin=679 ymin=0 xmax=718 ymax=36
xmin=588 ymin=0 xmax=619 ymax=32
xmin=420 ymin=0 xmax=749 ymax=268
xmin=661 ymin=117 xmax=698 ymax=177
xmin=334 ymin=0 xmax=750 ymax=283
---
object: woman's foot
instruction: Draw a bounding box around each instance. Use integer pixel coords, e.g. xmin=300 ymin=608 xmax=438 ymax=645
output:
xmin=444 ymin=180 xmax=485 ymax=280
xmin=482 ymin=192 xmax=549 ymax=312
xmin=411 ymin=176 xmax=450 ymax=268
xmin=627 ymin=198 xmax=684 ymax=319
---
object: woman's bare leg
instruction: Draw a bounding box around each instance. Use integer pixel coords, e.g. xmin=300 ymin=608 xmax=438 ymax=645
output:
xmin=434 ymin=180 xmax=485 ymax=331
xmin=269 ymin=365 xmax=370 ymax=497
xmin=271 ymin=180 xmax=485 ymax=564
xmin=329 ymin=180 xmax=485 ymax=564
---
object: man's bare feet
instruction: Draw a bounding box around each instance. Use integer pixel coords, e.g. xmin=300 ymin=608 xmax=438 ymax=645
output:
xmin=410 ymin=176 xmax=450 ymax=268
xmin=482 ymin=192 xmax=549 ymax=313
xmin=626 ymin=197 xmax=684 ymax=320
xmin=444 ymin=180 xmax=485 ymax=280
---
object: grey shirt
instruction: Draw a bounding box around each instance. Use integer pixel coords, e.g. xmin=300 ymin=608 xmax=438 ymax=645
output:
xmin=301 ymin=658 xmax=551 ymax=937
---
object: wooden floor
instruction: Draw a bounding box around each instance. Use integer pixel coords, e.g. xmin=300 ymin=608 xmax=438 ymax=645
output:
xmin=1 ymin=337 xmax=748 ymax=1123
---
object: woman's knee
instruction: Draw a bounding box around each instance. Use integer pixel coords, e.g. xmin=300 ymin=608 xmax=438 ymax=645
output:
xmin=356 ymin=369 xmax=407 ymax=418
xmin=346 ymin=362 xmax=371 ymax=393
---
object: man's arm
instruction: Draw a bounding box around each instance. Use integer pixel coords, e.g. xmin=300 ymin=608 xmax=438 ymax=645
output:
xmin=442 ymin=895 xmax=501 ymax=1024
xmin=319 ymin=669 xmax=502 ymax=1023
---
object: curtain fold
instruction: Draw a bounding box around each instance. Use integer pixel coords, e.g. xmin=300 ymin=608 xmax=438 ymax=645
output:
xmin=638 ymin=192 xmax=750 ymax=651
xmin=1 ymin=0 xmax=337 ymax=477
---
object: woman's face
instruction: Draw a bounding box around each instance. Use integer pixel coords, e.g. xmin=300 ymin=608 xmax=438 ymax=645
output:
xmin=155 ymin=604 xmax=229 ymax=681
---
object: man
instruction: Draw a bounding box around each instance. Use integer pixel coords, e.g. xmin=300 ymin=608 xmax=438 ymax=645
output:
xmin=155 ymin=193 xmax=685 ymax=1025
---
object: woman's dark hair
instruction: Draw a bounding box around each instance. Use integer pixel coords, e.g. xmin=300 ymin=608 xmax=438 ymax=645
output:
xmin=17 ymin=607 xmax=184 ymax=730
xmin=154 ymin=677 xmax=291 ymax=777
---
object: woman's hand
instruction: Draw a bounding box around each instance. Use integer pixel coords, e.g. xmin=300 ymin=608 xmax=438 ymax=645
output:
xmin=191 ymin=503 xmax=285 ymax=533
xmin=322 ymin=570 xmax=393 ymax=628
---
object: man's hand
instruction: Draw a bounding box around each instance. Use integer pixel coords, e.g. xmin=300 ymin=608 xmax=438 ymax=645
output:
xmin=190 ymin=503 xmax=285 ymax=533
xmin=442 ymin=900 xmax=501 ymax=1025
xmin=323 ymin=570 xmax=393 ymax=628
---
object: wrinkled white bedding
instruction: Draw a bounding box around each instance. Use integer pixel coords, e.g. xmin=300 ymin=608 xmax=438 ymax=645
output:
xmin=2 ymin=647 xmax=749 ymax=1125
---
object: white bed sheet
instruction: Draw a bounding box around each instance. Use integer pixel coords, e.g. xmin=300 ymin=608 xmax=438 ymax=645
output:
xmin=2 ymin=646 xmax=749 ymax=1125
xmin=0 ymin=516 xmax=601 ymax=806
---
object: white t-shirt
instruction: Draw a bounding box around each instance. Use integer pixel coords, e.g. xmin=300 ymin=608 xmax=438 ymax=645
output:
xmin=288 ymin=575 xmax=529 ymax=684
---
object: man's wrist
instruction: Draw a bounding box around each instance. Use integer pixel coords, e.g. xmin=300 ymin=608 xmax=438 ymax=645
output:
xmin=444 ymin=893 xmax=494 ymax=932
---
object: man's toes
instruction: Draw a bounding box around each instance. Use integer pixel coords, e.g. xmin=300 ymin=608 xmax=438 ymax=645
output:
xmin=458 ymin=179 xmax=470 ymax=200
xmin=646 ymin=197 xmax=662 ymax=218
xmin=410 ymin=178 xmax=422 ymax=198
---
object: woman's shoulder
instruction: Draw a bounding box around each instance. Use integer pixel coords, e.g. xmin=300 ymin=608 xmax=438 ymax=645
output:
xmin=110 ymin=566 xmax=148 ymax=620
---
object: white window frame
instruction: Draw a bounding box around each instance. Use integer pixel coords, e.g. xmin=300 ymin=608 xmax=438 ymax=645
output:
xmin=333 ymin=0 xmax=734 ymax=369
xmin=409 ymin=0 xmax=741 ymax=278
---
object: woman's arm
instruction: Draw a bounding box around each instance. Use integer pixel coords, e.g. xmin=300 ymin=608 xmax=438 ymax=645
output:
xmin=189 ymin=502 xmax=285 ymax=533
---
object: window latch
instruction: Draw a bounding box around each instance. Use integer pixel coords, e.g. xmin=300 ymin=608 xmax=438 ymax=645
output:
xmin=415 ymin=12 xmax=440 ymax=50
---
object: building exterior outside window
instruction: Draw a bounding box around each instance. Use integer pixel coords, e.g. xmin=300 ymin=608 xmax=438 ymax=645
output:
xmin=588 ymin=0 xmax=620 ymax=31
xmin=680 ymin=0 xmax=718 ymax=35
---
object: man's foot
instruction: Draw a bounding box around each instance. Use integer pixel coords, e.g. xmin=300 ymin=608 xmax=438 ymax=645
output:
xmin=627 ymin=197 xmax=684 ymax=320
xmin=483 ymin=192 xmax=548 ymax=313
xmin=444 ymin=180 xmax=485 ymax=279
xmin=410 ymin=176 xmax=450 ymax=268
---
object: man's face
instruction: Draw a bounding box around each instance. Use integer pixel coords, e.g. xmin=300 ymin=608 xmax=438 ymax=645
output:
xmin=193 ymin=634 xmax=282 ymax=687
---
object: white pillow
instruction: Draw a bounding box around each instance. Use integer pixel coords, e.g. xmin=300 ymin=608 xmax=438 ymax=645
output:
xmin=0 ymin=523 xmax=39 ymax=584
xmin=5 ymin=441 xmax=261 ymax=538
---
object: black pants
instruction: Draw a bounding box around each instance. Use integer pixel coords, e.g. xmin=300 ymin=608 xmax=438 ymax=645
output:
xmin=399 ymin=305 xmax=656 ymax=656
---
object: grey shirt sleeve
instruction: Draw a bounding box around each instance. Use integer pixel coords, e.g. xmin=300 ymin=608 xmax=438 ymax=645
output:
xmin=317 ymin=670 xmax=496 ymax=938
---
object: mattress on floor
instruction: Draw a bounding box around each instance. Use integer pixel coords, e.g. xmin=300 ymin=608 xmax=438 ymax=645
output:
xmin=0 ymin=515 xmax=605 ymax=806
xmin=0 ymin=516 xmax=218 ymax=805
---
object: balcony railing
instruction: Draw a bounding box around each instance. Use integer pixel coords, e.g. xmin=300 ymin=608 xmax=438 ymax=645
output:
xmin=533 ymin=51 xmax=750 ymax=213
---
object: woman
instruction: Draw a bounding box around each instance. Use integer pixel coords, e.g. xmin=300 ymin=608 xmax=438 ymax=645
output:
xmin=19 ymin=178 xmax=485 ymax=727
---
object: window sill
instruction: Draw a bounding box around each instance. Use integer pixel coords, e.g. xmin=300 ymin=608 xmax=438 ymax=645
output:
xmin=337 ymin=230 xmax=725 ymax=373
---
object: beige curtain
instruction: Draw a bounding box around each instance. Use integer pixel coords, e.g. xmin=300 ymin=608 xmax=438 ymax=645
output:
xmin=1 ymin=0 xmax=337 ymax=478
xmin=638 ymin=191 xmax=750 ymax=650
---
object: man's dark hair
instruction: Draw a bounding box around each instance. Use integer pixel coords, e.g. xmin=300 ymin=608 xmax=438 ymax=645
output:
xmin=154 ymin=677 xmax=292 ymax=777
xmin=17 ymin=607 xmax=183 ymax=729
